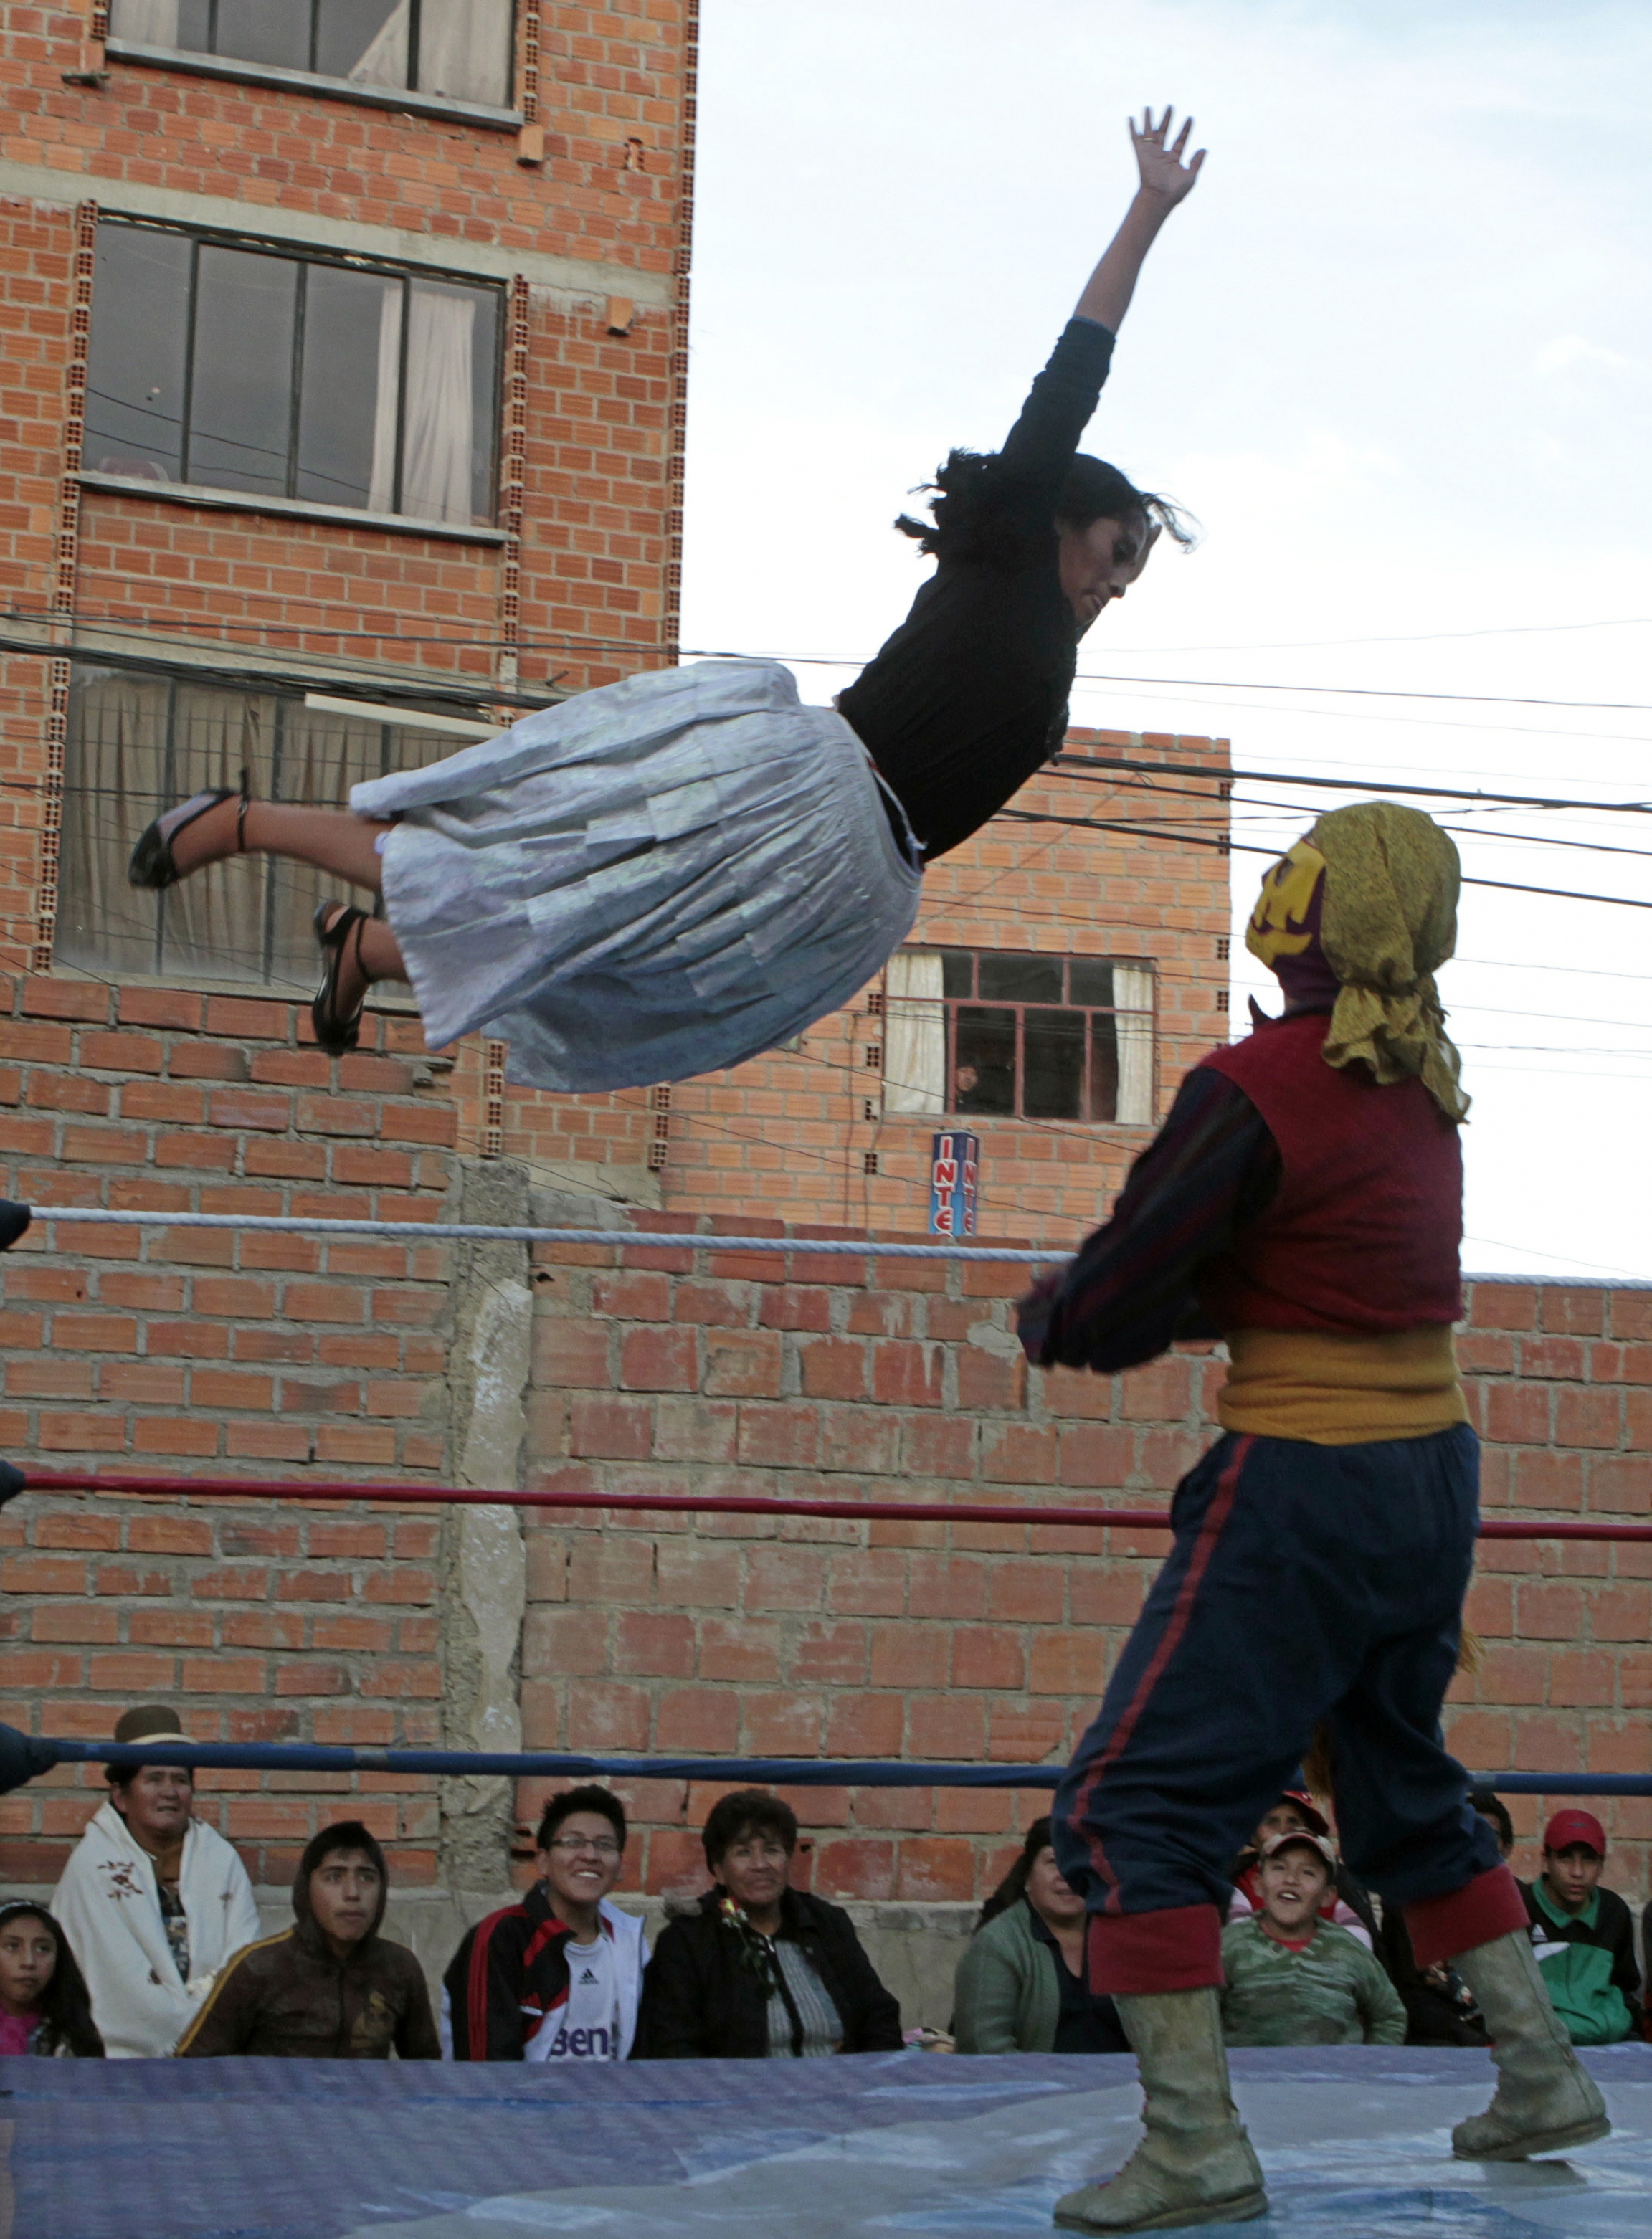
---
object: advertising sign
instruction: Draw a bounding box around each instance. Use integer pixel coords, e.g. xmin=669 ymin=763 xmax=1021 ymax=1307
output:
xmin=929 ymin=1129 xmax=980 ymax=1237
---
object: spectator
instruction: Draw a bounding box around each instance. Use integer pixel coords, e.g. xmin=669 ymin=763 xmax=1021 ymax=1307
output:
xmin=0 ymin=1902 xmax=103 ymax=2057
xmin=443 ymin=1785 xmax=647 ymax=2062
xmin=1520 ymin=1810 xmax=1641 ymax=2046
xmin=1228 ymin=1790 xmax=1377 ymax=1949
xmin=52 ymin=1703 xmax=260 ymax=2058
xmin=954 ymin=1817 xmax=1129 ymax=2055
xmin=175 ymin=1820 xmax=437 ymax=2058
xmin=1375 ymin=1787 xmax=1513 ymax=2046
xmin=1221 ymin=1832 xmax=1406 ymax=2048
xmin=633 ymin=1789 xmax=903 ymax=2058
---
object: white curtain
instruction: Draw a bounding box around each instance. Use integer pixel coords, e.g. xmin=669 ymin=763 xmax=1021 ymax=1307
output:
xmin=419 ymin=0 xmax=513 ymax=104
xmin=348 ymin=2 xmax=409 ymax=88
xmin=883 ymin=949 xmax=946 ymax=1114
xmin=366 ymin=281 xmax=474 ymax=523
xmin=1114 ymin=964 xmax=1155 ymax=1126
xmin=110 ymin=0 xmax=181 ymax=42
xmin=366 ymin=284 xmax=403 ymax=515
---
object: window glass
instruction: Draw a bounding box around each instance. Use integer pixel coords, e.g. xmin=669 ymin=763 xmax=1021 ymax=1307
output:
xmin=298 ymin=266 xmax=397 ymax=510
xmin=188 ymin=247 xmax=298 ymax=495
xmin=85 ymin=223 xmax=500 ymax=523
xmin=213 ymin=0 xmax=311 ymax=69
xmin=979 ymin=954 xmax=1062 ymax=1004
xmin=1068 ymin=957 xmax=1115 ymax=1008
xmin=940 ymin=951 xmax=974 ymax=999
xmin=953 ymin=1008 xmax=1016 ymax=1116
xmin=84 ymin=227 xmax=191 ymax=482
xmin=418 ymin=0 xmax=514 ymax=104
xmin=1088 ymin=1014 xmax=1121 ymax=1123
xmin=317 ymin=0 xmax=406 ymax=80
xmin=1023 ymin=1009 xmax=1086 ymax=1120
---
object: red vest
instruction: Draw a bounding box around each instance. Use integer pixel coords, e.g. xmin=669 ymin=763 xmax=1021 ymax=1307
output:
xmin=1195 ymin=1010 xmax=1463 ymax=1334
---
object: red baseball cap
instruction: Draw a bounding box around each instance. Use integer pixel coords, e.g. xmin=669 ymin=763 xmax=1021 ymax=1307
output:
xmin=1277 ymin=1789 xmax=1330 ymax=1838
xmin=1543 ymin=1809 xmax=1605 ymax=1856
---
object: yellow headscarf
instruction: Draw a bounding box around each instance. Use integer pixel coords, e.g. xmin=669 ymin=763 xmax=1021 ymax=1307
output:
xmin=1245 ymin=802 xmax=1468 ymax=1122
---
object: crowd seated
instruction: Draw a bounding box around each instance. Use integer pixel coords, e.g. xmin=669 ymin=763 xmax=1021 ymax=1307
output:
xmin=632 ymin=1788 xmax=904 ymax=2058
xmin=954 ymin=1816 xmax=1128 ymax=2054
xmin=1220 ymin=1830 xmax=1406 ymax=2048
xmin=51 ymin=1703 xmax=261 ymax=2058
xmin=0 ymin=1901 xmax=103 ymax=2057
xmin=175 ymin=1820 xmax=437 ymax=2059
xmin=443 ymin=1784 xmax=647 ymax=2062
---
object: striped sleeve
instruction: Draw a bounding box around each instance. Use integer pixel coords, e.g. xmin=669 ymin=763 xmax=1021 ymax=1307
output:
xmin=1017 ymin=1067 xmax=1279 ymax=1373
xmin=172 ymin=1930 xmax=290 ymax=2056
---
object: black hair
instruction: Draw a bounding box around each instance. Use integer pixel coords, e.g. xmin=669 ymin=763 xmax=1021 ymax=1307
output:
xmin=0 ymin=1902 xmax=104 ymax=2056
xmin=299 ymin=1820 xmax=386 ymax=1883
xmin=976 ymin=1816 xmax=1055 ymax=1932
xmin=536 ymin=1785 xmax=626 ymax=1853
xmin=896 ymin=447 xmax=1197 ymax=568
xmin=105 ymin=1759 xmax=193 ymax=1792
xmin=702 ymin=1788 xmax=798 ymax=1873
xmin=1468 ymin=1790 xmax=1515 ymax=1853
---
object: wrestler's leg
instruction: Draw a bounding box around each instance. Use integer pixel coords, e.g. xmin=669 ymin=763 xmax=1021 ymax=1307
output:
xmin=156 ymin=794 xmax=391 ymax=890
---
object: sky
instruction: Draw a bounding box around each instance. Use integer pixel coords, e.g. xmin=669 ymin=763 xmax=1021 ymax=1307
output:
xmin=678 ymin=0 xmax=1652 ymax=1278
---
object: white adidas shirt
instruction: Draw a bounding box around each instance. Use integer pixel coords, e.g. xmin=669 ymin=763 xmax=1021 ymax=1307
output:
xmin=526 ymin=1924 xmax=621 ymax=2062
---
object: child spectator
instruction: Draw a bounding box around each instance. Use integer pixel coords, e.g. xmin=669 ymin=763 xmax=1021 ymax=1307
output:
xmin=1222 ymin=1832 xmax=1405 ymax=2048
xmin=1228 ymin=1792 xmax=1377 ymax=1950
xmin=1521 ymin=1811 xmax=1642 ymax=2046
xmin=444 ymin=1786 xmax=647 ymax=2063
xmin=175 ymin=1821 xmax=437 ymax=2058
xmin=0 ymin=1902 xmax=103 ymax=2057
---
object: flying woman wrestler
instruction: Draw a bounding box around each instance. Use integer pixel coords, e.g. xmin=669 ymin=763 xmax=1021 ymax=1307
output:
xmin=127 ymin=110 xmax=1202 ymax=1090
xmin=1018 ymin=804 xmax=1608 ymax=2234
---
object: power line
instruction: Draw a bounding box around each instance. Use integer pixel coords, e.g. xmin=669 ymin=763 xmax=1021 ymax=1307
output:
xmin=1053 ymin=753 xmax=1652 ymax=818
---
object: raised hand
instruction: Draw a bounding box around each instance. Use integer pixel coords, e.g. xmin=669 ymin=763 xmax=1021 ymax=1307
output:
xmin=1129 ymin=107 xmax=1205 ymax=206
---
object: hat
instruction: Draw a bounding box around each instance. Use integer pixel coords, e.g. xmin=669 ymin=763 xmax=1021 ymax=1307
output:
xmin=1543 ymin=1809 xmax=1605 ymax=1856
xmin=1278 ymin=1789 xmax=1329 ymax=1839
xmin=1261 ymin=1830 xmax=1337 ymax=1872
xmin=110 ymin=1704 xmax=191 ymax=1749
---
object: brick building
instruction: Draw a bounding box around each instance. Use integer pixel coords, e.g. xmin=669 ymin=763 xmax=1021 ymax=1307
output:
xmin=0 ymin=6 xmax=1644 ymax=2021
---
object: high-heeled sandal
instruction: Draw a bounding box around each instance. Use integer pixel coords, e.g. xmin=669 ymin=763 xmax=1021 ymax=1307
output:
xmin=312 ymin=902 xmax=371 ymax=1055
xmin=128 ymin=769 xmax=251 ymax=890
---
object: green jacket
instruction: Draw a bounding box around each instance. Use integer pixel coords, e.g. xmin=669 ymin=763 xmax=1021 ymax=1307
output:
xmin=954 ymin=1900 xmax=1062 ymax=2054
xmin=1523 ymin=1879 xmax=1639 ymax=2048
xmin=1220 ymin=1918 xmax=1407 ymax=2048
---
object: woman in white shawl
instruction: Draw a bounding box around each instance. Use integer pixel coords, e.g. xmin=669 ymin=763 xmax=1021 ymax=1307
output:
xmin=51 ymin=1705 xmax=261 ymax=2058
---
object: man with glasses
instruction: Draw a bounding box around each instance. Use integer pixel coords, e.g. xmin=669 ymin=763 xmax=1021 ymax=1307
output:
xmin=442 ymin=1787 xmax=648 ymax=2061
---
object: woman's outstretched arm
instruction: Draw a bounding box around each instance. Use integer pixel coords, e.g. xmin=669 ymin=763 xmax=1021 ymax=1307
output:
xmin=1075 ymin=107 xmax=1205 ymax=333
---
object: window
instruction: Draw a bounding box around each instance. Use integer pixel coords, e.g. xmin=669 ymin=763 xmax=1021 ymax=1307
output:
xmin=83 ymin=222 xmax=502 ymax=527
xmin=883 ymin=949 xmax=1155 ymax=1125
xmin=108 ymin=1 xmax=515 ymax=108
xmin=57 ymin=671 xmax=480 ymax=984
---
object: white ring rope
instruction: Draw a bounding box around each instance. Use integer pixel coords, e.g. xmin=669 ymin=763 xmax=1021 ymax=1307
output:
xmin=22 ymin=1207 xmax=1648 ymax=1285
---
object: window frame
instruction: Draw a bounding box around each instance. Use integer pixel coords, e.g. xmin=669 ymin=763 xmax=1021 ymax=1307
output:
xmin=106 ymin=0 xmax=522 ymax=127
xmin=83 ymin=216 xmax=508 ymax=533
xmin=939 ymin=949 xmax=1156 ymax=1125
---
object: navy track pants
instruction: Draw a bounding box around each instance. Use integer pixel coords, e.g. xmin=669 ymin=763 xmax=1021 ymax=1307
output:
xmin=1053 ymin=1423 xmax=1523 ymax=1993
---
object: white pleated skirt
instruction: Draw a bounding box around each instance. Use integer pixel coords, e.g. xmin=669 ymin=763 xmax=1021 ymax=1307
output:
xmin=351 ymin=660 xmax=923 ymax=1093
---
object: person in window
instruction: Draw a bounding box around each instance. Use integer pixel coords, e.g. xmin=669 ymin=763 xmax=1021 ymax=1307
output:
xmin=128 ymin=109 xmax=1203 ymax=1083
xmin=632 ymin=1789 xmax=903 ymax=2059
xmin=954 ymin=1818 xmax=1129 ymax=2055
xmin=1017 ymin=805 xmax=1610 ymax=2233
xmin=175 ymin=1820 xmax=438 ymax=2059
xmin=442 ymin=1785 xmax=648 ymax=2063
xmin=0 ymin=1903 xmax=104 ymax=2058
xmin=52 ymin=1703 xmax=261 ymax=2058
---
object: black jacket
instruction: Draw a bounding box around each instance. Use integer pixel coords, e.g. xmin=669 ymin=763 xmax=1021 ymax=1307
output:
xmin=631 ymin=1886 xmax=904 ymax=2059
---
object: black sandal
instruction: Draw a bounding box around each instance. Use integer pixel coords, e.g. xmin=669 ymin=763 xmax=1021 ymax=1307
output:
xmin=129 ymin=769 xmax=251 ymax=890
xmin=312 ymin=902 xmax=371 ymax=1055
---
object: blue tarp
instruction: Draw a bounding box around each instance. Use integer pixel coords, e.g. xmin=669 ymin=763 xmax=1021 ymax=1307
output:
xmin=9 ymin=2043 xmax=1652 ymax=2238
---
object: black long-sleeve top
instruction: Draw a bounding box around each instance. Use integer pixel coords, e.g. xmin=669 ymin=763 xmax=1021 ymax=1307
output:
xmin=837 ymin=317 xmax=1114 ymax=861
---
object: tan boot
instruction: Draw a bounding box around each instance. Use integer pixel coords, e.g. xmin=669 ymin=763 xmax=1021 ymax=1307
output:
xmin=1450 ymin=1929 xmax=1610 ymax=2161
xmin=1053 ymin=1987 xmax=1267 ymax=2233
